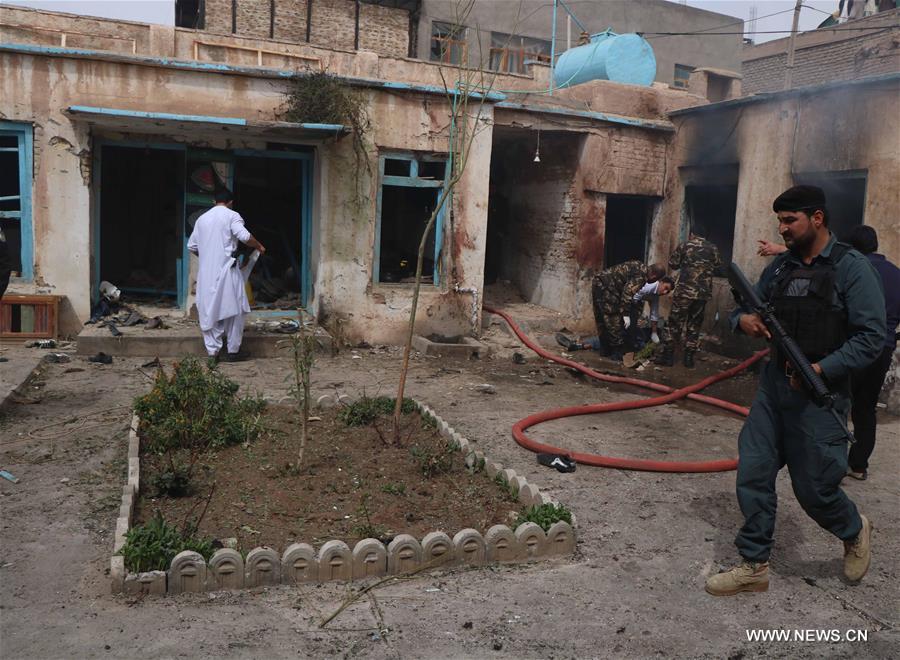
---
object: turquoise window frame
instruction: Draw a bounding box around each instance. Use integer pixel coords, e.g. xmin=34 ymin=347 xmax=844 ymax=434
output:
xmin=374 ymin=152 xmax=450 ymax=286
xmin=0 ymin=121 xmax=34 ymax=281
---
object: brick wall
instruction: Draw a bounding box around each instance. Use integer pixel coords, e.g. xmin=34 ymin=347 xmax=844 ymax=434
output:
xmin=491 ymin=133 xmax=585 ymax=313
xmin=202 ymin=0 xmax=408 ymax=56
xmin=205 ymin=0 xmax=233 ymax=33
xmin=581 ymin=129 xmax=668 ymax=198
xmin=308 ymin=0 xmax=356 ymax=51
xmin=743 ymin=11 xmax=900 ymax=94
xmin=235 ymin=0 xmax=270 ymax=38
xmin=273 ymin=0 xmax=308 ymax=42
xmin=359 ymin=3 xmax=408 ymax=57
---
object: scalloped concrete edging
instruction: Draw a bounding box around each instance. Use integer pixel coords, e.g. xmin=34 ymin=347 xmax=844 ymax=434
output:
xmin=111 ymin=400 xmax=576 ymax=595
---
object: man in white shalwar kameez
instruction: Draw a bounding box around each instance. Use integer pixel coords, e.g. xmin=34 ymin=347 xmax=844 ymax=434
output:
xmin=187 ymin=189 xmax=265 ymax=361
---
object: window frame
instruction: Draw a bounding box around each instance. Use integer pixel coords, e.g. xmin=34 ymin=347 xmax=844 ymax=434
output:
xmin=489 ymin=32 xmax=551 ymax=74
xmin=0 ymin=121 xmax=34 ymax=281
xmin=430 ymin=21 xmax=468 ymax=65
xmin=673 ymin=63 xmax=695 ymax=89
xmin=374 ymin=152 xmax=450 ymax=287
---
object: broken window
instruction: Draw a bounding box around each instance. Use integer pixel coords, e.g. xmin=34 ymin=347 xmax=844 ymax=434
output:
xmin=175 ymin=0 xmax=205 ymax=29
xmin=430 ymin=22 xmax=467 ymax=65
xmin=684 ymin=183 xmax=737 ymax=265
xmin=604 ymin=195 xmax=657 ymax=267
xmin=489 ymin=32 xmax=551 ymax=74
xmin=673 ymin=63 xmax=694 ymax=89
xmin=0 ymin=123 xmax=33 ymax=280
xmin=376 ymin=154 xmax=448 ymax=284
xmin=793 ymin=171 xmax=866 ymax=241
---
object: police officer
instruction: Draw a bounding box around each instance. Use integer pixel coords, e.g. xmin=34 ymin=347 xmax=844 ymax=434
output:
xmin=656 ymin=232 xmax=722 ymax=368
xmin=706 ymin=186 xmax=885 ymax=596
xmin=591 ymin=261 xmax=665 ymax=361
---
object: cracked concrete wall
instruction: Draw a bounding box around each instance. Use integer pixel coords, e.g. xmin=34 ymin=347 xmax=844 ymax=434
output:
xmin=659 ymin=79 xmax=900 ymax=371
xmin=315 ymin=92 xmax=493 ymax=343
xmin=0 ymin=50 xmax=493 ymax=342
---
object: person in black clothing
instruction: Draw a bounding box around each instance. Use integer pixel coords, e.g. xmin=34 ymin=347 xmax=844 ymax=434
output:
xmin=845 ymin=226 xmax=900 ymax=481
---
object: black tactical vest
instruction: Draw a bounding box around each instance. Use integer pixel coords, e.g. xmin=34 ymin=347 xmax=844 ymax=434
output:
xmin=769 ymin=243 xmax=850 ymax=364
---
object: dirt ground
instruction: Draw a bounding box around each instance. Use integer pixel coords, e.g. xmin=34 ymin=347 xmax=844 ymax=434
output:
xmin=1 ymin=329 xmax=898 ymax=659
xmin=137 ymin=405 xmax=518 ymax=551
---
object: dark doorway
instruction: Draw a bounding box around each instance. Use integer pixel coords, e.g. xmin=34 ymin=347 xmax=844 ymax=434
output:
xmin=684 ymin=184 xmax=737 ymax=264
xmin=99 ymin=146 xmax=184 ymax=296
xmin=485 ymin=126 xmax=583 ymax=304
xmin=378 ymin=185 xmax=438 ymax=283
xmin=175 ymin=0 xmax=204 ymax=29
xmin=604 ymin=195 xmax=656 ymax=266
xmin=794 ymin=172 xmax=866 ymax=242
xmin=233 ymin=156 xmax=304 ymax=307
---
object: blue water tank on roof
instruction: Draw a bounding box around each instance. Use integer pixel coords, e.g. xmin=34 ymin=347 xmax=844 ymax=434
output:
xmin=553 ymin=31 xmax=657 ymax=88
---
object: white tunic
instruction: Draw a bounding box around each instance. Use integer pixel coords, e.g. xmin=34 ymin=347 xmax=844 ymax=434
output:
xmin=631 ymin=281 xmax=662 ymax=322
xmin=187 ymin=205 xmax=252 ymax=332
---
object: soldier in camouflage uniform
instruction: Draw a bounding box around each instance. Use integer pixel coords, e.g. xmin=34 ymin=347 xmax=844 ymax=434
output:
xmin=592 ymin=260 xmax=666 ymax=360
xmin=656 ymin=233 xmax=723 ymax=368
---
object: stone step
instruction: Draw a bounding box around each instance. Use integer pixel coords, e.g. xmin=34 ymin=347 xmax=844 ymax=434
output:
xmin=76 ymin=324 xmax=334 ymax=358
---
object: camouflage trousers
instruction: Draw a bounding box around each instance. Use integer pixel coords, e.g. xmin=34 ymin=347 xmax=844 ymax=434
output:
xmin=591 ymin=276 xmax=628 ymax=351
xmin=665 ymin=295 xmax=707 ymax=352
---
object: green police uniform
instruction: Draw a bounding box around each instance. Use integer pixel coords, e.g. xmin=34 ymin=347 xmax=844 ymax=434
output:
xmin=592 ymin=260 xmax=647 ymax=354
xmin=666 ymin=236 xmax=723 ymax=353
xmin=730 ymin=234 xmax=885 ymax=562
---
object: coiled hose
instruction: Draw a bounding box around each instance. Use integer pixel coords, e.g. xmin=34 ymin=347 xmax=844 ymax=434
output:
xmin=483 ymin=305 xmax=768 ymax=473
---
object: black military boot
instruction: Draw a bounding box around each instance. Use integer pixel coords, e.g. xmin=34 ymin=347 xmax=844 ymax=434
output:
xmin=683 ymin=350 xmax=695 ymax=369
xmin=655 ymin=346 xmax=674 ymax=367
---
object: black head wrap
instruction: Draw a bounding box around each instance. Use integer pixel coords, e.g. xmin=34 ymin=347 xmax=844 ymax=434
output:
xmin=772 ymin=185 xmax=826 ymax=212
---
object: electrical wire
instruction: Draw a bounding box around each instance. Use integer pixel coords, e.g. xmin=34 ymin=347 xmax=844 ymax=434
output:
xmin=641 ymin=25 xmax=892 ymax=37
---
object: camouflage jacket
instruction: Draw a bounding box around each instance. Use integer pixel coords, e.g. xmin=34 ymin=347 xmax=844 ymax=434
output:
xmin=669 ymin=236 xmax=722 ymax=300
xmin=594 ymin=260 xmax=648 ymax=310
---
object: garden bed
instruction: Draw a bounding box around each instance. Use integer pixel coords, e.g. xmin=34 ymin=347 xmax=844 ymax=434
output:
xmin=110 ymin=359 xmax=575 ymax=594
xmin=135 ymin=404 xmax=519 ymax=551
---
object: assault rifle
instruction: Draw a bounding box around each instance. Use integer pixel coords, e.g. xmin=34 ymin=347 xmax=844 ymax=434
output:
xmin=728 ymin=262 xmax=855 ymax=444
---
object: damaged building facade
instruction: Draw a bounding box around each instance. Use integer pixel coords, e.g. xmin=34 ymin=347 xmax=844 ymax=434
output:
xmin=1 ymin=2 xmax=710 ymax=343
xmin=664 ymin=87 xmax=899 ymax=411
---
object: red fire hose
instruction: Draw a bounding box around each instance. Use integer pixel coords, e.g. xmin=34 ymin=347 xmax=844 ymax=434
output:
xmin=483 ymin=305 xmax=768 ymax=473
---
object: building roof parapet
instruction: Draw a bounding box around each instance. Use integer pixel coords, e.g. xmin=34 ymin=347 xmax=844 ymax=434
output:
xmin=668 ymin=71 xmax=900 ymax=117
xmin=0 ymin=42 xmax=506 ymax=102
xmin=742 ymin=8 xmax=899 ymax=62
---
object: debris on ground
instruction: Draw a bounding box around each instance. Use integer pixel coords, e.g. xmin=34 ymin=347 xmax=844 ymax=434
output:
xmin=0 ymin=470 xmax=20 ymax=483
xmin=25 ymin=339 xmax=56 ymax=349
xmin=474 ymin=384 xmax=496 ymax=394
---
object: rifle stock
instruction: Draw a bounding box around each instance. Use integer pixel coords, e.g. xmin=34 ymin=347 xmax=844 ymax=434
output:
xmin=728 ymin=262 xmax=855 ymax=443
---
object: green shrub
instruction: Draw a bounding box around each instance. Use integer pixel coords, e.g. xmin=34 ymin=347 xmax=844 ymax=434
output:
xmin=410 ymin=442 xmax=454 ymax=478
xmin=134 ymin=357 xmax=266 ymax=454
xmin=381 ymin=482 xmax=406 ymax=496
xmin=149 ymin=462 xmax=193 ymax=497
xmin=420 ymin=411 xmax=438 ymax=430
xmin=338 ymin=396 xmax=416 ymax=427
xmin=513 ymin=503 xmax=573 ymax=532
xmin=119 ymin=512 xmax=214 ymax=572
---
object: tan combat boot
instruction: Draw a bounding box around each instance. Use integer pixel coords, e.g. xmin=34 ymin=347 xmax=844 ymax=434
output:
xmin=705 ymin=561 xmax=769 ymax=596
xmin=843 ymin=515 xmax=872 ymax=582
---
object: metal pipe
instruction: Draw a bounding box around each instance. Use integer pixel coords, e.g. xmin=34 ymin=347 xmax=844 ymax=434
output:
xmin=454 ymin=284 xmax=480 ymax=334
xmin=549 ymin=0 xmax=558 ymax=95
xmin=558 ymin=0 xmax=588 ymax=34
xmin=566 ymin=14 xmax=571 ymax=50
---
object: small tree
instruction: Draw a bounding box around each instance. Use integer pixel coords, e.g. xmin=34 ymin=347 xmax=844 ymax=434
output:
xmin=282 ymin=320 xmax=316 ymax=469
xmin=392 ymin=0 xmax=517 ymax=437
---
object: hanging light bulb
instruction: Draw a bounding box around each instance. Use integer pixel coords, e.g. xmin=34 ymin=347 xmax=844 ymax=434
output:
xmin=533 ymin=126 xmax=541 ymax=163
